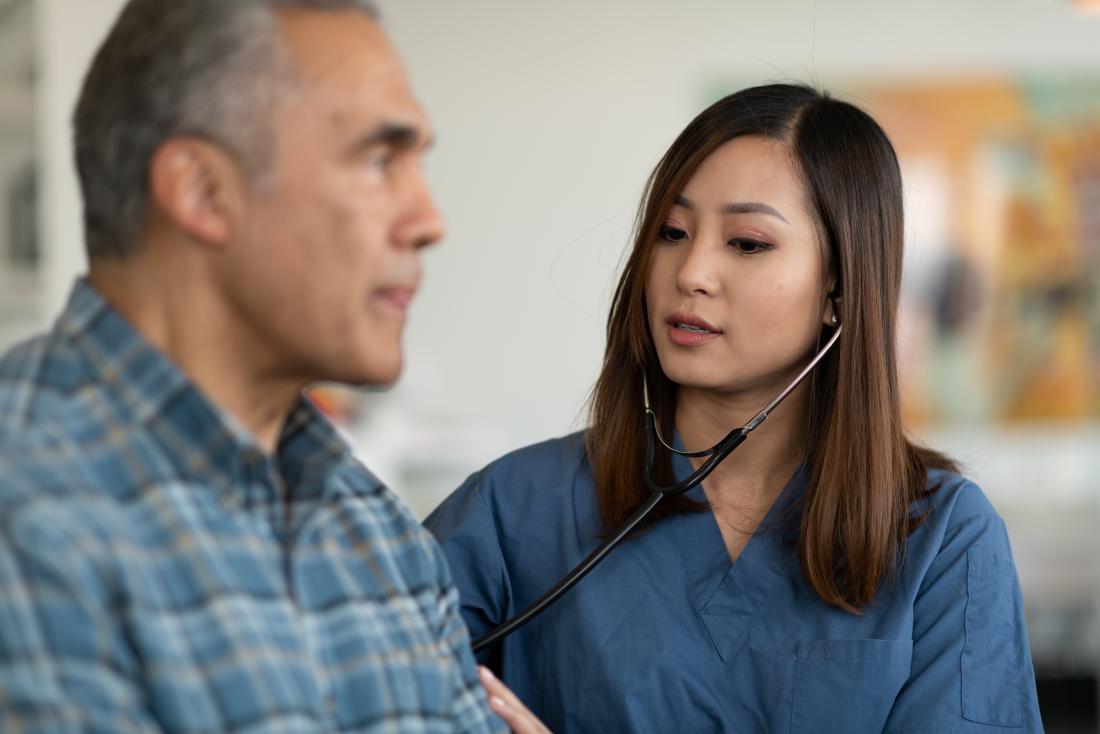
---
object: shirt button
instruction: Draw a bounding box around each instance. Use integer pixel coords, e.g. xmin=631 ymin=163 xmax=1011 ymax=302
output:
xmin=223 ymin=493 xmax=240 ymax=511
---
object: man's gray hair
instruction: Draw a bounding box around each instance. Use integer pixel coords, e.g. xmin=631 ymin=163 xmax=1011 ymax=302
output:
xmin=73 ymin=0 xmax=379 ymax=260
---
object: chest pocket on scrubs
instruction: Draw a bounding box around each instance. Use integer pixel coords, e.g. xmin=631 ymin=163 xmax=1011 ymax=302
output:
xmin=790 ymin=638 xmax=912 ymax=734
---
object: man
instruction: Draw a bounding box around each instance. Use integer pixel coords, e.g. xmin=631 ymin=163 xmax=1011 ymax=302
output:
xmin=0 ymin=1 xmax=545 ymax=731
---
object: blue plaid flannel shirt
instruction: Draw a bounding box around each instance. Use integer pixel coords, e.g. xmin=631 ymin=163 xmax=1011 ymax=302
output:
xmin=0 ymin=280 xmax=505 ymax=733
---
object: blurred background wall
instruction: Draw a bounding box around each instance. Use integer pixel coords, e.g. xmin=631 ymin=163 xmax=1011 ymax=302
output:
xmin=1 ymin=0 xmax=1099 ymax=730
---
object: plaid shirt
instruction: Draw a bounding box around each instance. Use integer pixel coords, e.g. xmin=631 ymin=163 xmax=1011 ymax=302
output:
xmin=0 ymin=280 xmax=505 ymax=733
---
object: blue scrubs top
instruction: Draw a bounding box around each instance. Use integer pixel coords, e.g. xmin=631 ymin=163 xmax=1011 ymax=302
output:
xmin=425 ymin=432 xmax=1042 ymax=733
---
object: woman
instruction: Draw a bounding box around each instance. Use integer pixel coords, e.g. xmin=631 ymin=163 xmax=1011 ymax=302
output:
xmin=427 ymin=84 xmax=1042 ymax=733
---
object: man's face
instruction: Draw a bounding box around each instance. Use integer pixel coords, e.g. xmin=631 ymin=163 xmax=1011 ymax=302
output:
xmin=222 ymin=9 xmax=443 ymax=387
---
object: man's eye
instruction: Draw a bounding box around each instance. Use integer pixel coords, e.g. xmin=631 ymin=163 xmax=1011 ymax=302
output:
xmin=370 ymin=153 xmax=395 ymax=170
xmin=729 ymin=238 xmax=771 ymax=254
xmin=659 ymin=226 xmax=688 ymax=243
xmin=361 ymin=146 xmax=398 ymax=174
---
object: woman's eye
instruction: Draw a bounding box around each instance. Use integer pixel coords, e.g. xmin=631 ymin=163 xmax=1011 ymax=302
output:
xmin=659 ymin=226 xmax=688 ymax=243
xmin=729 ymin=238 xmax=771 ymax=254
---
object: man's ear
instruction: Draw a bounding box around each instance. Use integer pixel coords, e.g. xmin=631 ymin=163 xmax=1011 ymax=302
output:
xmin=148 ymin=137 xmax=247 ymax=249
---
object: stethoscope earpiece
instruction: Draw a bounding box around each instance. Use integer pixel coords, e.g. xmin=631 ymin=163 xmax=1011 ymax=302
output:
xmin=828 ymin=289 xmax=842 ymax=328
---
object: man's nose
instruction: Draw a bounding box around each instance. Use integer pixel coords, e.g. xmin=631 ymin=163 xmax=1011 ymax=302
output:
xmin=399 ymin=172 xmax=446 ymax=250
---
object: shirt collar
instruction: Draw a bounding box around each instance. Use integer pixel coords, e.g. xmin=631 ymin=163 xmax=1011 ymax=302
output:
xmin=57 ymin=278 xmax=350 ymax=502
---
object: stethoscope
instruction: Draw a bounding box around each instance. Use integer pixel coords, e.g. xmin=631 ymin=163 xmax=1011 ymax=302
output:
xmin=472 ymin=317 xmax=843 ymax=654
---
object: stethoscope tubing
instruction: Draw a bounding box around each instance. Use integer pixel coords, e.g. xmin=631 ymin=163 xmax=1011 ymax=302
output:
xmin=471 ymin=325 xmax=842 ymax=654
xmin=471 ymin=489 xmax=662 ymax=653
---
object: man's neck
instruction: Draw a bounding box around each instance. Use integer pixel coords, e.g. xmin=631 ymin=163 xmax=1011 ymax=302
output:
xmin=89 ymin=261 xmax=302 ymax=454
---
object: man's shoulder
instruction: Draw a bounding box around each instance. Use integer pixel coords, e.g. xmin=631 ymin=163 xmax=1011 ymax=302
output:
xmin=331 ymin=450 xmax=439 ymax=526
xmin=0 ymin=420 xmax=133 ymax=558
xmin=318 ymin=453 xmax=458 ymax=593
xmin=331 ymin=454 xmax=413 ymax=522
xmin=0 ymin=327 xmax=90 ymax=436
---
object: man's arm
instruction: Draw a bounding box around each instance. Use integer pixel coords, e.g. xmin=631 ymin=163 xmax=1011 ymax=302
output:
xmin=427 ymin=534 xmax=510 ymax=734
xmin=424 ymin=473 xmax=512 ymax=671
xmin=424 ymin=532 xmax=547 ymax=733
xmin=0 ymin=501 xmax=162 ymax=733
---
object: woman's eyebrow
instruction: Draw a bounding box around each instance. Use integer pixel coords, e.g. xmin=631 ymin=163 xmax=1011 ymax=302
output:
xmin=673 ymin=195 xmax=789 ymax=224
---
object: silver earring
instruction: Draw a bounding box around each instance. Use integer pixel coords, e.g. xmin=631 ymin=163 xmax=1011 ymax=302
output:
xmin=831 ymin=314 xmax=838 ymax=325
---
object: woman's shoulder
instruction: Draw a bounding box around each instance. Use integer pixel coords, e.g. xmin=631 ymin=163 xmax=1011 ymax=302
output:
xmin=427 ymin=430 xmax=597 ymax=531
xmin=902 ymin=467 xmax=1018 ymax=589
xmin=475 ymin=430 xmax=590 ymax=485
xmin=919 ymin=466 xmax=1001 ymax=532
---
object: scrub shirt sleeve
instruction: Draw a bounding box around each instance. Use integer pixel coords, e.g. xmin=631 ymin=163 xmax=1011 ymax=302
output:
xmin=884 ymin=489 xmax=1043 ymax=733
xmin=424 ymin=471 xmax=512 ymax=670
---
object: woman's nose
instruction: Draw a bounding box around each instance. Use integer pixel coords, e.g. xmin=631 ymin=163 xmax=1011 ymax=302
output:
xmin=675 ymin=237 xmax=723 ymax=296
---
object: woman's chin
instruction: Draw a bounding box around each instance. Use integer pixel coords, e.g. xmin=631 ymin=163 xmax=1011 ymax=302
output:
xmin=662 ymin=368 xmax=738 ymax=395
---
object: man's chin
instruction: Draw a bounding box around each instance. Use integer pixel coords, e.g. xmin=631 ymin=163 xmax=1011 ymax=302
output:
xmin=304 ymin=340 xmax=405 ymax=388
xmin=347 ymin=357 xmax=404 ymax=388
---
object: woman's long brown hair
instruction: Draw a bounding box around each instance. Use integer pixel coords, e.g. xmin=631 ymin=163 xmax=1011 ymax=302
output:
xmin=585 ymin=84 xmax=955 ymax=611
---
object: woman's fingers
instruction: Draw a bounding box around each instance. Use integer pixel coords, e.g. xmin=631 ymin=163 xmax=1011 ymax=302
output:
xmin=478 ymin=666 xmax=552 ymax=734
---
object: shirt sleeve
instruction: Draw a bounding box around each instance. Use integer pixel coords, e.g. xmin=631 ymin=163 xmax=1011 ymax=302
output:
xmin=425 ymin=534 xmax=509 ymax=734
xmin=424 ymin=471 xmax=513 ymax=670
xmin=0 ymin=504 xmax=163 ymax=733
xmin=884 ymin=504 xmax=1043 ymax=733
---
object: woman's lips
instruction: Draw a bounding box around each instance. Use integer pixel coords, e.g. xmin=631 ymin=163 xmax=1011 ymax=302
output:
xmin=666 ymin=323 xmax=722 ymax=346
xmin=665 ymin=313 xmax=722 ymax=347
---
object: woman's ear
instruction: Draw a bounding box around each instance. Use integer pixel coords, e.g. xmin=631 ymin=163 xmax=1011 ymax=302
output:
xmin=822 ymin=287 xmax=842 ymax=327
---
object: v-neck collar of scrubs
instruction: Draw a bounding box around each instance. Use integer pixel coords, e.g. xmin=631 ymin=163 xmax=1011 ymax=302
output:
xmin=665 ymin=435 xmax=808 ymax=660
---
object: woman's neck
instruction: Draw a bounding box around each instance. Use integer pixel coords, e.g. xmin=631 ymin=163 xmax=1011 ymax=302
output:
xmin=675 ymin=381 xmax=808 ymax=511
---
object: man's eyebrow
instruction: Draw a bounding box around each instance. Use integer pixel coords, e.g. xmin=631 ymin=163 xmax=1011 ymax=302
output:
xmin=348 ymin=122 xmax=433 ymax=153
xmin=673 ymin=195 xmax=789 ymax=224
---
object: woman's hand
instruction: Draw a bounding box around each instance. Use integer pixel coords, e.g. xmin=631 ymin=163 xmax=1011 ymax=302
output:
xmin=478 ymin=666 xmax=552 ymax=734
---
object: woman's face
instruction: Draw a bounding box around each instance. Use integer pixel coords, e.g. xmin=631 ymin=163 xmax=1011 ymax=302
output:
xmin=645 ymin=135 xmax=833 ymax=399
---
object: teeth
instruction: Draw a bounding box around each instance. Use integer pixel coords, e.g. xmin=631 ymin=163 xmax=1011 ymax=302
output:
xmin=676 ymin=323 xmax=710 ymax=333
